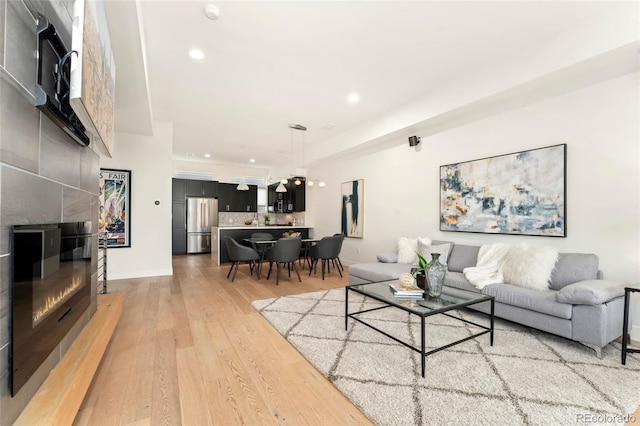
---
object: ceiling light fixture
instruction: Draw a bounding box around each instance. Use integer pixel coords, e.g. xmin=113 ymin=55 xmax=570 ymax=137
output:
xmin=189 ymin=48 xmax=204 ymax=60
xmin=236 ymin=178 xmax=249 ymax=191
xmin=204 ymin=153 xmax=211 ymax=158
xmin=347 ymin=92 xmax=360 ymax=104
xmin=204 ymin=4 xmax=220 ymax=20
xmin=249 ymin=158 xmax=255 ymax=163
xmin=275 ymin=181 xmax=287 ymax=192
xmin=318 ymin=181 xmax=326 ymax=187
xmin=294 ymin=178 xmax=301 ymax=186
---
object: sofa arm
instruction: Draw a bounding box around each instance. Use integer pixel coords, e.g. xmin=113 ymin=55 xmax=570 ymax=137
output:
xmin=377 ymin=251 xmax=398 ymax=263
xmin=555 ymin=279 xmax=626 ymax=305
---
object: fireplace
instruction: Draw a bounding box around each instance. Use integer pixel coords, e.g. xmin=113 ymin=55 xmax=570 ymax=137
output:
xmin=10 ymin=222 xmax=92 ymax=396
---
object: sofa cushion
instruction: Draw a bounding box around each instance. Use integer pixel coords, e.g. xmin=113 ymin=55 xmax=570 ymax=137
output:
xmin=482 ymin=284 xmax=572 ymax=319
xmin=549 ymin=253 xmax=599 ymax=290
xmin=418 ymin=241 xmax=452 ymax=265
xmin=447 ymin=245 xmax=480 ymax=273
xmin=501 ymin=244 xmax=558 ymax=292
xmin=376 ymin=251 xmax=398 ymax=263
xmin=556 ymin=280 xmax=626 ymax=305
xmin=348 ymin=262 xmax=412 ymax=283
xmin=444 ymin=271 xmax=481 ymax=293
xmin=397 ymin=237 xmax=432 ymax=264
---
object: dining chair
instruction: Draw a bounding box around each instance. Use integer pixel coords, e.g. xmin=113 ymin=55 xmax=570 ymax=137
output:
xmin=332 ymin=233 xmax=345 ymax=271
xmin=224 ymin=236 xmax=260 ymax=282
xmin=308 ymin=235 xmax=343 ymax=280
xmin=250 ymin=232 xmax=275 ymax=275
xmin=264 ymin=238 xmax=302 ymax=285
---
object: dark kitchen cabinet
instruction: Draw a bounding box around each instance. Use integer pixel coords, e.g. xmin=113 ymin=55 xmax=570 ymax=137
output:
xmin=172 ymin=178 xmax=187 ymax=201
xmin=268 ymin=180 xmax=305 ymax=212
xmin=218 ymin=183 xmax=257 ymax=212
xmin=186 ymin=179 xmax=218 ymax=197
xmin=172 ymin=201 xmax=186 ymax=255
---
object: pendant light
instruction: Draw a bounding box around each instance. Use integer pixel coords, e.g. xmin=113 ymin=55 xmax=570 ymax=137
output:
xmin=236 ymin=177 xmax=249 ymax=191
xmin=275 ymin=181 xmax=287 ymax=192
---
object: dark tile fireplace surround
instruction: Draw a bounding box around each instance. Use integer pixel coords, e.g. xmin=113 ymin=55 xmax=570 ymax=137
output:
xmin=0 ymin=1 xmax=101 ymax=423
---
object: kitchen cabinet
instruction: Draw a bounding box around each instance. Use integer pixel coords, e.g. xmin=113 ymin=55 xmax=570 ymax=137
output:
xmin=268 ymin=180 xmax=305 ymax=212
xmin=172 ymin=201 xmax=187 ymax=254
xmin=218 ymin=183 xmax=257 ymax=212
xmin=186 ymin=179 xmax=218 ymax=197
xmin=172 ymin=178 xmax=187 ymax=201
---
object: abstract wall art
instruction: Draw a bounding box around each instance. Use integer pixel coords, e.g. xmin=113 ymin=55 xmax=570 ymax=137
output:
xmin=440 ymin=144 xmax=566 ymax=237
xmin=341 ymin=179 xmax=364 ymax=238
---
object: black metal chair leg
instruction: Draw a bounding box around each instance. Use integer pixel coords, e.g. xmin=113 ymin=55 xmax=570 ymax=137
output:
xmin=267 ymin=261 xmax=274 ymax=280
xmin=227 ymin=262 xmax=235 ymax=278
xmin=275 ymin=263 xmax=281 ymax=285
xmin=231 ymin=262 xmax=240 ymax=282
xmin=293 ymin=262 xmax=301 ymax=282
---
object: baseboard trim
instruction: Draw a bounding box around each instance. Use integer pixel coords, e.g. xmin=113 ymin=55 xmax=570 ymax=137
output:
xmin=107 ymin=268 xmax=173 ymax=280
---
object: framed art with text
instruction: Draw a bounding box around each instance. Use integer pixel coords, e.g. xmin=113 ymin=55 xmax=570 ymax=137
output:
xmin=440 ymin=144 xmax=566 ymax=237
xmin=99 ymin=168 xmax=131 ymax=247
xmin=341 ymin=179 xmax=364 ymax=238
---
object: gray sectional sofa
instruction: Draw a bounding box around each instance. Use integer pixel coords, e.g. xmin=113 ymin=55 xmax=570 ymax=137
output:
xmin=348 ymin=241 xmax=627 ymax=356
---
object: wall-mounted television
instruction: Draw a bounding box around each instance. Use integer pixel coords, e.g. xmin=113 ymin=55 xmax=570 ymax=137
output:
xmin=35 ymin=14 xmax=90 ymax=147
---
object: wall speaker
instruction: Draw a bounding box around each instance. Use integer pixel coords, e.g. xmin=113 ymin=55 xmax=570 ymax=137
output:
xmin=408 ymin=136 xmax=421 ymax=147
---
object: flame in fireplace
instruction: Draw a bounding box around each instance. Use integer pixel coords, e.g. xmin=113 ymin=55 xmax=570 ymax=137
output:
xmin=33 ymin=275 xmax=83 ymax=325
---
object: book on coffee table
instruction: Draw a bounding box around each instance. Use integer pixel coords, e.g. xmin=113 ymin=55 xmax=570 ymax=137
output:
xmin=389 ymin=282 xmax=424 ymax=299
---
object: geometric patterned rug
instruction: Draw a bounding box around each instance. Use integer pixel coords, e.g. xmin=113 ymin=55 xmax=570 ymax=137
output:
xmin=252 ymin=289 xmax=640 ymax=426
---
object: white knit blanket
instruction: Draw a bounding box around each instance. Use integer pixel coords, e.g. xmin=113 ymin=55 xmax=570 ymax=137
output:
xmin=463 ymin=243 xmax=559 ymax=291
xmin=463 ymin=243 xmax=511 ymax=289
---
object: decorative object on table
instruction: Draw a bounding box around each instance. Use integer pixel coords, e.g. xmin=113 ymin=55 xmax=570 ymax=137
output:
xmin=411 ymin=252 xmax=428 ymax=290
xmin=399 ymin=272 xmax=415 ymax=287
xmin=283 ymin=230 xmax=301 ymax=238
xmin=426 ymin=253 xmax=447 ymax=297
xmin=341 ymin=179 xmax=364 ymax=238
xmin=263 ymin=214 xmax=271 ymax=225
xmin=389 ymin=280 xmax=424 ymax=299
xmin=99 ymin=168 xmax=131 ymax=248
xmin=244 ymin=220 xmax=253 ymax=225
xmin=440 ymin=144 xmax=566 ymax=236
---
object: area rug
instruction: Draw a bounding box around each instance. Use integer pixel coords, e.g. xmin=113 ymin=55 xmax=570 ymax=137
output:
xmin=252 ymin=289 xmax=640 ymax=425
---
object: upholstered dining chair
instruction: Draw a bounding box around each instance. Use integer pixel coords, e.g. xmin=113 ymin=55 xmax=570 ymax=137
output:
xmin=332 ymin=233 xmax=345 ymax=271
xmin=308 ymin=235 xmax=343 ymax=280
xmin=264 ymin=238 xmax=302 ymax=285
xmin=224 ymin=236 xmax=260 ymax=282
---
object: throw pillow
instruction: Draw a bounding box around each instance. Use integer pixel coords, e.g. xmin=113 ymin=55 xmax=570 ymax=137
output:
xmin=417 ymin=240 xmax=451 ymax=265
xmin=397 ymin=237 xmax=432 ymax=264
xmin=556 ymin=280 xmax=626 ymax=305
xmin=501 ymin=244 xmax=558 ymax=292
xmin=377 ymin=251 xmax=398 ymax=263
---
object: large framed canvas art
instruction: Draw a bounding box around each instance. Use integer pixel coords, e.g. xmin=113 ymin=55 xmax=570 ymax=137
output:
xmin=440 ymin=144 xmax=566 ymax=237
xmin=341 ymin=179 xmax=364 ymax=238
xmin=99 ymin=169 xmax=131 ymax=247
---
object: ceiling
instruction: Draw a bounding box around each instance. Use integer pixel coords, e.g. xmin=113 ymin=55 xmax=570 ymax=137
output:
xmin=105 ymin=1 xmax=620 ymax=171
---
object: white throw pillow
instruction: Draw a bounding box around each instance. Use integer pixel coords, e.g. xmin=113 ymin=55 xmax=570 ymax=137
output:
xmin=397 ymin=237 xmax=432 ymax=264
xmin=418 ymin=240 xmax=451 ymax=265
xmin=501 ymin=244 xmax=558 ymax=291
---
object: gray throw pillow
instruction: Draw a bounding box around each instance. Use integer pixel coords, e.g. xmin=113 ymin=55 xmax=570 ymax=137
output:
xmin=555 ymin=280 xmax=626 ymax=305
xmin=377 ymin=251 xmax=398 ymax=263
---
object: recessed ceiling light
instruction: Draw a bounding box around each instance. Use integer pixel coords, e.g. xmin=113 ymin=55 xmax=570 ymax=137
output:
xmin=186 ymin=152 xmax=194 ymax=157
xmin=347 ymin=93 xmax=360 ymax=104
xmin=249 ymin=159 xmax=256 ymax=163
xmin=318 ymin=181 xmax=326 ymax=187
xmin=189 ymin=48 xmax=204 ymax=60
xmin=204 ymin=153 xmax=211 ymax=158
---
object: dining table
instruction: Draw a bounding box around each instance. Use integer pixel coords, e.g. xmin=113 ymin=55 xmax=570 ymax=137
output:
xmin=243 ymin=237 xmax=320 ymax=272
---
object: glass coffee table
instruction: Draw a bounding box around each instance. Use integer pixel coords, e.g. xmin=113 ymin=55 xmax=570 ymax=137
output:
xmin=345 ymin=280 xmax=495 ymax=377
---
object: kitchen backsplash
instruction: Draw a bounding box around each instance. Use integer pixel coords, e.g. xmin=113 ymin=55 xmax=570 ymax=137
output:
xmin=218 ymin=212 xmax=306 ymax=227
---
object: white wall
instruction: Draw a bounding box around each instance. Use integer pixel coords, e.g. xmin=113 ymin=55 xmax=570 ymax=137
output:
xmin=100 ymin=121 xmax=174 ymax=279
xmin=307 ymin=72 xmax=640 ymax=337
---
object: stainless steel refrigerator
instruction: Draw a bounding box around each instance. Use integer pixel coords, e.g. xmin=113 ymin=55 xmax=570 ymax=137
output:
xmin=187 ymin=198 xmax=218 ymax=253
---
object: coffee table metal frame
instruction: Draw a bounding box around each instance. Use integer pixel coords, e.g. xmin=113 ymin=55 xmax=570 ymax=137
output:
xmin=345 ymin=281 xmax=495 ymax=377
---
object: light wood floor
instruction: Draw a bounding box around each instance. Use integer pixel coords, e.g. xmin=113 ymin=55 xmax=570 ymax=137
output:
xmin=75 ymin=255 xmax=371 ymax=426
xmin=76 ymin=255 xmax=640 ymax=426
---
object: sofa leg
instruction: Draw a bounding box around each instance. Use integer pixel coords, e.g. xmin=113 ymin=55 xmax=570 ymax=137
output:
xmin=581 ymin=342 xmax=604 ymax=359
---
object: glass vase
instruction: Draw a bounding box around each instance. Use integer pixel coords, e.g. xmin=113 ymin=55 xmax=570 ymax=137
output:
xmin=426 ymin=253 xmax=447 ymax=297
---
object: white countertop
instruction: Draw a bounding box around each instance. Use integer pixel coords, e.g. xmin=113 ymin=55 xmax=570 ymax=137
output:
xmin=214 ymin=225 xmax=312 ymax=230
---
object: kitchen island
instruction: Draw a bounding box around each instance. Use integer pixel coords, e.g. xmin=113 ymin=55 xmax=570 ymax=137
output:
xmin=211 ymin=226 xmax=313 ymax=265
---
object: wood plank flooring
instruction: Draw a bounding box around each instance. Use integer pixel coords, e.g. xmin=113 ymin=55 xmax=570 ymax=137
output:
xmin=76 ymin=255 xmax=371 ymax=426
xmin=76 ymin=255 xmax=640 ymax=426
